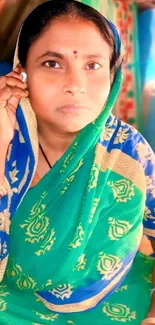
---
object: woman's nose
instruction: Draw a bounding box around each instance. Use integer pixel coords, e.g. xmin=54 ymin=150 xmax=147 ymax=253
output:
xmin=63 ymin=70 xmax=86 ymax=96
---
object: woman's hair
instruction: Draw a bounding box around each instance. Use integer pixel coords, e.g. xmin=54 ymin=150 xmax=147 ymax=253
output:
xmin=18 ymin=0 xmax=117 ymax=69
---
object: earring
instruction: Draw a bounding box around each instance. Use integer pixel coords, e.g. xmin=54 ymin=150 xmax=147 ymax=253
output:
xmin=21 ymin=72 xmax=27 ymax=83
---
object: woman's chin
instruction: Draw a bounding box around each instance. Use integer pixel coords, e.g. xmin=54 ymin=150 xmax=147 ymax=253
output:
xmin=56 ymin=121 xmax=90 ymax=134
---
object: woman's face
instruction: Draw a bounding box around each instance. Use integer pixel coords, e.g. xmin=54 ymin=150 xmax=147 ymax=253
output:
xmin=25 ymin=18 xmax=111 ymax=133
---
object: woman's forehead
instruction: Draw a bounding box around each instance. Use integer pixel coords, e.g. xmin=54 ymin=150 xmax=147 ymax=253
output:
xmin=28 ymin=19 xmax=111 ymax=57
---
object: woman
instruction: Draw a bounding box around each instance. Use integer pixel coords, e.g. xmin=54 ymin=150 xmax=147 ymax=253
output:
xmin=0 ymin=0 xmax=155 ymax=324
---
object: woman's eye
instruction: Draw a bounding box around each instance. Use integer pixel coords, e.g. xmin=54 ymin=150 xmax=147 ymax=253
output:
xmin=43 ymin=60 xmax=61 ymax=68
xmin=86 ymin=62 xmax=101 ymax=70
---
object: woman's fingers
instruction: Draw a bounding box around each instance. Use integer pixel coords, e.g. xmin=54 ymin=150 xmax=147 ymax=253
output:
xmin=5 ymin=76 xmax=27 ymax=89
xmin=0 ymin=86 xmax=12 ymax=105
xmin=0 ymin=65 xmax=28 ymax=144
xmin=0 ymin=71 xmax=26 ymax=89
xmin=0 ymin=85 xmax=28 ymax=108
xmin=8 ymin=71 xmax=23 ymax=81
xmin=5 ymin=86 xmax=28 ymax=98
xmin=0 ymin=65 xmax=29 ymax=112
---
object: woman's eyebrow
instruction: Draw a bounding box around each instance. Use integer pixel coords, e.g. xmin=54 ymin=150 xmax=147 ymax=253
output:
xmin=36 ymin=51 xmax=64 ymax=61
xmin=36 ymin=51 xmax=106 ymax=61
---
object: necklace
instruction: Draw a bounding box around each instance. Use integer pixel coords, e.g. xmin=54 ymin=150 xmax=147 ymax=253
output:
xmin=39 ymin=143 xmax=52 ymax=169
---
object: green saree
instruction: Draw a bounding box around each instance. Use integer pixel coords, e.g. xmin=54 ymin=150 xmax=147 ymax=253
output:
xmin=0 ymin=1 xmax=155 ymax=324
xmin=0 ymin=174 xmax=154 ymax=324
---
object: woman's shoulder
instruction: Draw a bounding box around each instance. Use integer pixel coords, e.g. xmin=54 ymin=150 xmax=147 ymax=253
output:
xmin=105 ymin=113 xmax=141 ymax=139
xmin=102 ymin=114 xmax=155 ymax=166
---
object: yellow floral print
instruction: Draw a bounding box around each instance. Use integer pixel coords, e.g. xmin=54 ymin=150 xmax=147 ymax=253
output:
xmin=114 ymin=126 xmax=129 ymax=144
xmin=97 ymin=252 xmax=122 ymax=280
xmin=0 ymin=284 xmax=9 ymax=312
xmin=60 ymin=142 xmax=78 ymax=172
xmin=107 ymin=179 xmax=135 ymax=203
xmin=61 ymin=159 xmax=84 ymax=195
xmin=74 ymin=254 xmax=87 ymax=271
xmin=16 ymin=274 xmax=36 ymax=290
xmin=34 ymin=311 xmax=59 ymax=321
xmin=35 ymin=229 xmax=56 ymax=256
xmin=89 ymin=198 xmax=100 ymax=224
xmin=108 ymin=217 xmax=132 ymax=241
xmin=102 ymin=302 xmax=136 ymax=322
xmin=9 ymin=162 xmax=19 ymax=184
xmin=7 ymin=258 xmax=22 ymax=277
xmin=50 ymin=284 xmax=73 ymax=300
xmin=88 ymin=164 xmax=100 ymax=191
xmin=20 ymin=192 xmax=49 ymax=243
xmin=144 ymin=207 xmax=154 ymax=222
xmin=69 ymin=223 xmax=84 ymax=249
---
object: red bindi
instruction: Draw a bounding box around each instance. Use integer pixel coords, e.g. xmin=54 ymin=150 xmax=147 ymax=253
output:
xmin=73 ymin=50 xmax=77 ymax=54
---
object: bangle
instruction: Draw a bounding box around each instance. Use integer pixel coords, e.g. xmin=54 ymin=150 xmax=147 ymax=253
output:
xmin=142 ymin=318 xmax=155 ymax=324
xmin=151 ymin=288 xmax=155 ymax=297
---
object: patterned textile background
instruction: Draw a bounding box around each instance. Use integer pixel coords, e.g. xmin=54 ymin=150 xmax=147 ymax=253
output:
xmin=80 ymin=0 xmax=143 ymax=132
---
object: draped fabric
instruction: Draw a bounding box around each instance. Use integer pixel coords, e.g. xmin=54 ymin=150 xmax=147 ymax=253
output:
xmin=0 ymin=2 xmax=154 ymax=324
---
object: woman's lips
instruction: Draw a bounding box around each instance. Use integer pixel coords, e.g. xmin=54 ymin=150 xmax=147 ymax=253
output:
xmin=57 ymin=104 xmax=87 ymax=112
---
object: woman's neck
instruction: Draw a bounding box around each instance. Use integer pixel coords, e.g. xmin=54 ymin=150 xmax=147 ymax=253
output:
xmin=37 ymin=120 xmax=78 ymax=155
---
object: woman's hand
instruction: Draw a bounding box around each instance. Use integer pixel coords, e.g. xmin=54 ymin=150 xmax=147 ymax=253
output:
xmin=0 ymin=65 xmax=28 ymax=147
